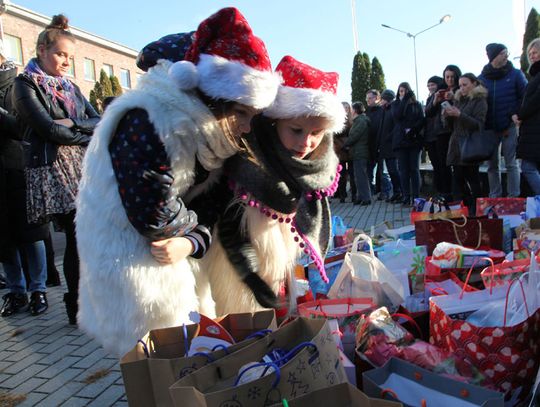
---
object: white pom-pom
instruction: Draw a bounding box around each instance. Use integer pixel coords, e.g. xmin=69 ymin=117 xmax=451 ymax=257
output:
xmin=168 ymin=60 xmax=199 ymax=90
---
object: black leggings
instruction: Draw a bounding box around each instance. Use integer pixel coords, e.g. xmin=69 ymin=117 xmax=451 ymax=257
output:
xmin=55 ymin=211 xmax=79 ymax=296
xmin=452 ymin=165 xmax=481 ymax=211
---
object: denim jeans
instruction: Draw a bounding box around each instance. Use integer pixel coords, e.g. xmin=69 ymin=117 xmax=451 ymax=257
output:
xmin=384 ymin=158 xmax=402 ymax=196
xmin=487 ymin=125 xmax=520 ymax=197
xmin=376 ymin=159 xmax=392 ymax=197
xmin=353 ymin=158 xmax=372 ymax=201
xmin=396 ymin=147 xmax=421 ymax=201
xmin=521 ymin=159 xmax=540 ymax=195
xmin=2 ymin=241 xmax=47 ymax=294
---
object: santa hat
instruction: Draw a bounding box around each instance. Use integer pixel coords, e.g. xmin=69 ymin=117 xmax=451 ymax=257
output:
xmin=168 ymin=7 xmax=280 ymax=109
xmin=264 ymin=56 xmax=346 ymax=134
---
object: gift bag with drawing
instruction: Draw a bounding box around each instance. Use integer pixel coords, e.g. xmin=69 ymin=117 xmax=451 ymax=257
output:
xmin=411 ymin=198 xmax=469 ymax=223
xmin=168 ymin=318 xmax=347 ymax=407
xmin=415 ymin=216 xmax=503 ymax=255
xmin=362 ymin=358 xmax=504 ymax=407
xmin=120 ymin=310 xmax=277 ymax=407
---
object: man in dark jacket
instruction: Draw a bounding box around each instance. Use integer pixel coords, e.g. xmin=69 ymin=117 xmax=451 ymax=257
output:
xmin=479 ymin=43 xmax=527 ymax=197
xmin=365 ymin=89 xmax=391 ymax=200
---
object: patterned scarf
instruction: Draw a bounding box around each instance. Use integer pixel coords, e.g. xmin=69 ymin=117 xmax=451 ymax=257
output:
xmin=24 ymin=58 xmax=78 ymax=117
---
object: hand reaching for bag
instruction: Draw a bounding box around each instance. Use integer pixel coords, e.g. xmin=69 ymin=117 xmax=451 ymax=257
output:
xmin=150 ymin=236 xmax=194 ymax=264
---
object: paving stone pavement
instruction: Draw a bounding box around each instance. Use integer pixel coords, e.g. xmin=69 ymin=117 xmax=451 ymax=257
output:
xmin=0 ymin=198 xmax=411 ymax=406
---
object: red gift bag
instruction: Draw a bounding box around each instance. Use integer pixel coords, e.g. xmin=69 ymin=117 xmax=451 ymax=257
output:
xmin=410 ymin=200 xmax=469 ymax=224
xmin=429 ymin=268 xmax=540 ymax=402
xmin=476 ymin=197 xmax=526 ymax=216
xmin=415 ymin=216 xmax=503 ymax=255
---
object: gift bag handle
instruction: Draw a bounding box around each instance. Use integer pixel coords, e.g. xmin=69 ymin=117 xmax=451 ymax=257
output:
xmin=351 ymin=233 xmax=374 ymax=257
xmin=191 ymin=352 xmax=215 ymax=363
xmin=441 ymin=216 xmax=483 ymax=249
xmin=211 ymin=344 xmax=230 ymax=354
xmin=391 ymin=313 xmax=424 ymax=340
xmin=503 ymin=277 xmax=530 ymax=326
xmin=137 ymin=339 xmax=150 ymax=358
xmin=459 ymin=257 xmax=493 ymax=299
xmin=429 ymin=286 xmax=449 ymax=296
xmin=273 ymin=342 xmax=319 ymax=366
xmin=234 ymin=361 xmax=280 ymax=388
xmin=244 ymin=329 xmax=273 ymax=341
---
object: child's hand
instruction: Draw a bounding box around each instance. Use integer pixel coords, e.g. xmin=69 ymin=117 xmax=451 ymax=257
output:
xmin=150 ymin=237 xmax=194 ymax=264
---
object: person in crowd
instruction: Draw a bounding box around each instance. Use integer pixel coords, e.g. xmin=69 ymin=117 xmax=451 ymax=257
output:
xmin=12 ymin=15 xmax=100 ymax=323
xmin=517 ymin=38 xmax=540 ymax=195
xmin=334 ymin=102 xmax=352 ymax=203
xmin=377 ymin=89 xmax=401 ymax=202
xmin=423 ymin=75 xmax=446 ymax=196
xmin=366 ymin=89 xmax=391 ymax=200
xmin=444 ymin=73 xmax=488 ymax=212
xmin=479 ymin=43 xmax=527 ymax=198
xmin=198 ymin=55 xmax=343 ymax=314
xmin=345 ymin=101 xmax=372 ymax=205
xmin=425 ymin=65 xmax=461 ymax=200
xmin=391 ymin=82 xmax=425 ymax=206
xmin=75 ymin=8 xmax=280 ymax=357
xmin=0 ymin=41 xmax=49 ymax=317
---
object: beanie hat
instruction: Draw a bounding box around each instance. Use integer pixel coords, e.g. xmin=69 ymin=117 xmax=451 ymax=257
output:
xmin=263 ymin=56 xmax=345 ymax=134
xmin=168 ymin=8 xmax=280 ymax=109
xmin=486 ymin=43 xmax=507 ymax=62
xmin=380 ymin=89 xmax=395 ymax=102
xmin=427 ymin=75 xmax=444 ymax=86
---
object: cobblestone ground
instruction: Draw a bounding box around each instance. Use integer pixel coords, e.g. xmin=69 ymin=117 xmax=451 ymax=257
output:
xmin=0 ymin=198 xmax=411 ymax=406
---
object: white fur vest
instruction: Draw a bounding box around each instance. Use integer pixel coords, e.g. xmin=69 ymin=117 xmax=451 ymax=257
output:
xmin=76 ymin=60 xmax=231 ymax=357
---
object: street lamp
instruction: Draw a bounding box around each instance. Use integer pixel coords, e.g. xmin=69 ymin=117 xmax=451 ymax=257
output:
xmin=382 ymin=14 xmax=451 ymax=98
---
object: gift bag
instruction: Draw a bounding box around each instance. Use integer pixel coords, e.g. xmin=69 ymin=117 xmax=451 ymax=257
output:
xmin=168 ymin=318 xmax=347 ymax=407
xmin=375 ymin=242 xmax=427 ymax=294
xmin=332 ymin=215 xmax=355 ymax=248
xmin=269 ymin=382 xmax=403 ymax=407
xmin=476 ymin=197 xmax=526 ymax=217
xmin=429 ymin=273 xmax=540 ymax=401
xmin=327 ymin=234 xmax=406 ymax=308
xmin=120 ymin=310 xmax=277 ymax=407
xmin=526 ymin=196 xmax=540 ymax=219
xmin=363 ymin=358 xmax=504 ymax=407
xmin=411 ymin=198 xmax=469 ymax=223
xmin=415 ymin=216 xmax=503 ymax=255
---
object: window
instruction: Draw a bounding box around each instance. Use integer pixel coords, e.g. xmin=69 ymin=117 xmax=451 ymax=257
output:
xmin=3 ymin=34 xmax=23 ymax=65
xmin=84 ymin=58 xmax=95 ymax=81
xmin=102 ymin=63 xmax=113 ymax=78
xmin=120 ymin=68 xmax=131 ymax=89
xmin=66 ymin=57 xmax=75 ymax=77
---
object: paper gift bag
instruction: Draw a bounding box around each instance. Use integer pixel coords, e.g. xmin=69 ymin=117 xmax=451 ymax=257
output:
xmin=120 ymin=310 xmax=277 ymax=407
xmin=430 ymin=283 xmax=540 ymax=401
xmin=332 ymin=216 xmax=355 ymax=248
xmin=415 ymin=216 xmax=503 ymax=255
xmin=169 ymin=318 xmax=347 ymax=407
xmin=476 ymin=197 xmax=526 ymax=216
xmin=269 ymin=382 xmax=403 ymax=407
xmin=411 ymin=198 xmax=469 ymax=223
xmin=363 ymin=358 xmax=504 ymax=407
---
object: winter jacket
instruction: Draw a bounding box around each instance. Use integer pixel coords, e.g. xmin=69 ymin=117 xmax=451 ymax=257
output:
xmin=391 ymin=92 xmax=425 ymax=151
xmin=517 ymin=61 xmax=540 ymax=161
xmin=377 ymin=103 xmax=395 ymax=159
xmin=424 ymin=86 xmax=456 ymax=140
xmin=446 ymin=85 xmax=488 ymax=166
xmin=479 ymin=62 xmax=527 ymax=132
xmin=12 ymin=73 xmax=99 ymax=168
xmin=366 ymin=105 xmax=383 ymax=159
xmin=344 ymin=114 xmax=370 ymax=160
xmin=76 ymin=60 xmax=236 ymax=357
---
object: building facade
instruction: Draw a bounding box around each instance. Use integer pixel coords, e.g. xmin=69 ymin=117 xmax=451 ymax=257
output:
xmin=0 ymin=1 xmax=143 ymax=97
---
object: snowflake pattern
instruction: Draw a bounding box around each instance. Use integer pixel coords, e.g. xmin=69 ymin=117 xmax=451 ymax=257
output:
xmin=247 ymin=386 xmax=261 ymax=400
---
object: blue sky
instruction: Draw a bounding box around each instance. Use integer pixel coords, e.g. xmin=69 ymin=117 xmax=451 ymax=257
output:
xmin=12 ymin=0 xmax=540 ymax=102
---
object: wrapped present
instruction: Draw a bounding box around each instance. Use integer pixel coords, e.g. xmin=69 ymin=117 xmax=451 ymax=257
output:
xmin=476 ymin=197 xmax=526 ymax=216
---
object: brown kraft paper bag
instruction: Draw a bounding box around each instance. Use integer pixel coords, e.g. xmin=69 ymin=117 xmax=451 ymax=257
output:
xmin=120 ymin=310 xmax=277 ymax=407
xmin=169 ymin=318 xmax=347 ymax=407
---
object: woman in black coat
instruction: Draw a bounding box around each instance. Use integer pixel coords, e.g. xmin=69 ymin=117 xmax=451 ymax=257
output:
xmin=517 ymin=38 xmax=540 ymax=195
xmin=391 ymin=82 xmax=425 ymax=206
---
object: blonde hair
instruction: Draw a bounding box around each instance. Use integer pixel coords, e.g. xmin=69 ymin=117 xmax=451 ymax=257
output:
xmin=527 ymin=38 xmax=540 ymax=65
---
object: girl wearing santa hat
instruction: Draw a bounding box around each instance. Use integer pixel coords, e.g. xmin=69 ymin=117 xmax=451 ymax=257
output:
xmin=75 ymin=8 xmax=280 ymax=357
xmin=196 ymin=55 xmax=344 ymax=315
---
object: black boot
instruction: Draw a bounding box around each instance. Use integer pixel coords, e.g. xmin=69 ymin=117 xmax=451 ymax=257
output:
xmin=29 ymin=292 xmax=48 ymax=316
xmin=63 ymin=293 xmax=78 ymax=325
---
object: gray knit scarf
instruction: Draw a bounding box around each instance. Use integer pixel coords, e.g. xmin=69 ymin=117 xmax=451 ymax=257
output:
xmin=225 ymin=116 xmax=339 ymax=261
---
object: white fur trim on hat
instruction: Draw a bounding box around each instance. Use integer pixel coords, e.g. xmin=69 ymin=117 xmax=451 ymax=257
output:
xmin=168 ymin=60 xmax=200 ymax=90
xmin=196 ymin=54 xmax=280 ymax=110
xmin=264 ymin=86 xmax=346 ymax=134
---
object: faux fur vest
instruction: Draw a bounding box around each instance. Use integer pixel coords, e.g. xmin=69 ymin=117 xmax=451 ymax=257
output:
xmin=76 ymin=60 xmax=232 ymax=357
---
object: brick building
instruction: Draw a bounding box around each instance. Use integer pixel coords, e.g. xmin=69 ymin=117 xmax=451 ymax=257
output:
xmin=0 ymin=0 xmax=143 ymax=97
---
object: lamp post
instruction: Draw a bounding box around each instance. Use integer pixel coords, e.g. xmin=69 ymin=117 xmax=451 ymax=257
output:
xmin=382 ymin=15 xmax=451 ymax=98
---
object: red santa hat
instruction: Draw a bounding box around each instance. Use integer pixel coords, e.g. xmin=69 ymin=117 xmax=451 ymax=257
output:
xmin=168 ymin=7 xmax=280 ymax=109
xmin=264 ymin=56 xmax=346 ymax=134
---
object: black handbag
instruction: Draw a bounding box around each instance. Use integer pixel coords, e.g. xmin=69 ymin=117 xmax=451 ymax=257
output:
xmin=459 ymin=128 xmax=499 ymax=163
